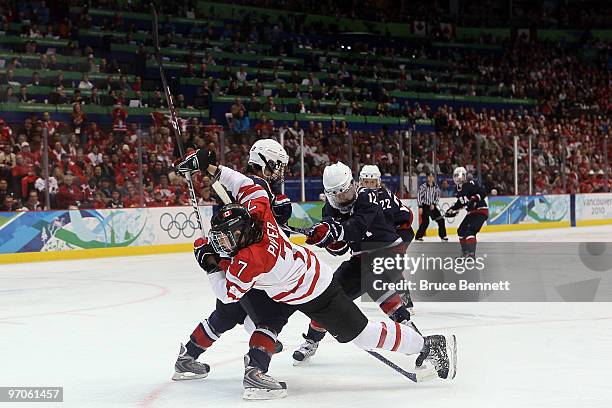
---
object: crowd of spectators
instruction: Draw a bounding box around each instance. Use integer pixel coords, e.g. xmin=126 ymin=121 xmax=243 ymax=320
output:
xmin=85 ymin=0 xmax=612 ymax=30
xmin=0 ymin=112 xmax=227 ymax=211
xmin=1 ymin=102 xmax=609 ymax=211
xmin=421 ymin=107 xmax=611 ymax=195
xmin=0 ymin=1 xmax=610 ymax=212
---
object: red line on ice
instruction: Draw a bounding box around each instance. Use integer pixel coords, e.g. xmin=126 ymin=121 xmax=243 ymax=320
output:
xmin=137 ymin=356 xmax=244 ymax=408
xmin=0 ymin=278 xmax=169 ymax=321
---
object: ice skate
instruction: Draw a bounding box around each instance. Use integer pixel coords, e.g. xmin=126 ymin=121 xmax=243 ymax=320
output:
xmin=415 ymin=334 xmax=457 ymax=380
xmin=390 ymin=304 xmax=412 ymax=323
xmin=292 ymin=334 xmax=320 ymax=366
xmin=172 ymin=344 xmax=210 ymax=381
xmin=400 ymin=292 xmax=415 ymax=316
xmin=243 ymin=355 xmax=287 ymax=400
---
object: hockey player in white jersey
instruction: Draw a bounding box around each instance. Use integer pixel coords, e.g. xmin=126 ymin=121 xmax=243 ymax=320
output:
xmin=172 ymin=140 xmax=293 ymax=400
xmin=175 ymin=150 xmax=458 ymax=398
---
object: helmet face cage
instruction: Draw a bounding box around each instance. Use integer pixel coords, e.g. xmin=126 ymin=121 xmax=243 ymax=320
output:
xmin=266 ymin=159 xmax=287 ymax=184
xmin=325 ymin=179 xmax=357 ymax=213
xmin=453 ymin=168 xmax=467 ymax=186
xmin=359 ymin=176 xmax=381 ymax=189
xmin=209 ymin=204 xmax=253 ymax=257
xmin=209 ymin=229 xmax=239 ymax=257
xmin=253 ymin=152 xmax=287 ymax=185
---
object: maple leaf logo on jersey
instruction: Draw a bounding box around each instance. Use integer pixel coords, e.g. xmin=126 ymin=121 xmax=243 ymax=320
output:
xmin=223 ymin=210 xmax=232 ymax=218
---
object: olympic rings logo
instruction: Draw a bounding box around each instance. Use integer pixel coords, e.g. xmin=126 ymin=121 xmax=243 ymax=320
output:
xmin=159 ymin=211 xmax=198 ymax=239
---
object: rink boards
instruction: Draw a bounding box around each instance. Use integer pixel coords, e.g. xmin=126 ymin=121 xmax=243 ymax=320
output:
xmin=0 ymin=206 xmax=213 ymax=263
xmin=1 ymin=193 xmax=611 ymax=263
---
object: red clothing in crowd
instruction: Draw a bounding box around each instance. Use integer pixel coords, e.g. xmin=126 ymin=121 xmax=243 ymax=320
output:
xmin=112 ymin=106 xmax=128 ymax=132
xmin=56 ymin=183 xmax=85 ymax=209
xmin=147 ymin=197 xmax=170 ymax=207
xmin=92 ymin=199 xmax=107 ymax=209
xmin=122 ymin=194 xmax=139 ymax=208
xmin=0 ymin=122 xmax=14 ymax=144
xmin=43 ymin=119 xmax=60 ymax=135
xmin=11 ymin=162 xmax=30 ymax=178
xmin=21 ymin=151 xmax=41 ymax=168
xmin=81 ymin=183 xmax=96 ymax=203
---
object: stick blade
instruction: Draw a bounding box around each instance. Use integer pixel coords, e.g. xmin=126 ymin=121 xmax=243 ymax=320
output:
xmin=211 ymin=180 xmax=233 ymax=205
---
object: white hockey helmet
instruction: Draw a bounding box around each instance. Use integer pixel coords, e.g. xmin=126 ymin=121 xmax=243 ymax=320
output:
xmin=453 ymin=166 xmax=467 ymax=186
xmin=248 ymin=139 xmax=289 ymax=183
xmin=323 ymin=162 xmax=356 ymax=213
xmin=359 ymin=164 xmax=382 ymax=189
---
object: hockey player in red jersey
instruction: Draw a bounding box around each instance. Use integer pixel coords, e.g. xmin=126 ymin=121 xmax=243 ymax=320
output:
xmin=172 ymin=140 xmax=293 ymax=400
xmin=175 ymin=149 xmax=458 ymax=398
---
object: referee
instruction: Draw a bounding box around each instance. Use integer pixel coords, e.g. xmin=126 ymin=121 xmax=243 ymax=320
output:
xmin=415 ymin=173 xmax=448 ymax=241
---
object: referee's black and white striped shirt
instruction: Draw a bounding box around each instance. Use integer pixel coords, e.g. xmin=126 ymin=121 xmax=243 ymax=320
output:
xmin=417 ymin=182 xmax=441 ymax=206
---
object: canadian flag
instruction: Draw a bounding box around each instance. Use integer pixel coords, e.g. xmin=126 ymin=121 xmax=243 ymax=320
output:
xmin=413 ymin=21 xmax=426 ymax=37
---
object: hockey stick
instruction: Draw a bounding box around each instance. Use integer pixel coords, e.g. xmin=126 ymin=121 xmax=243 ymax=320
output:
xmin=432 ymin=206 xmax=457 ymax=222
xmin=432 ymin=208 xmax=445 ymax=222
xmin=150 ymin=5 xmax=233 ymax=228
xmin=287 ymin=224 xmax=435 ymax=381
xmin=286 ymin=224 xmax=313 ymax=236
xmin=366 ymin=350 xmax=436 ymax=382
xmin=147 ymin=15 xmax=429 ymax=379
xmin=150 ymin=4 xmax=203 ymax=235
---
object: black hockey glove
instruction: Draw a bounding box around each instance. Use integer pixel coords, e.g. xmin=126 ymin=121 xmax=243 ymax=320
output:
xmin=444 ymin=208 xmax=459 ymax=218
xmin=175 ymin=149 xmax=217 ymax=175
xmin=193 ymin=237 xmax=221 ymax=274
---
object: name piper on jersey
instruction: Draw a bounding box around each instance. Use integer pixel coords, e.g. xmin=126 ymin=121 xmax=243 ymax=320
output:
xmin=266 ymin=221 xmax=283 ymax=257
xmin=372 ymin=279 xmax=511 ymax=292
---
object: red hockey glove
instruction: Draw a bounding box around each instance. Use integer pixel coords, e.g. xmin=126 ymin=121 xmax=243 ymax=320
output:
xmin=305 ymin=221 xmax=344 ymax=248
xmin=326 ymin=241 xmax=349 ymax=256
xmin=193 ymin=237 xmax=221 ymax=274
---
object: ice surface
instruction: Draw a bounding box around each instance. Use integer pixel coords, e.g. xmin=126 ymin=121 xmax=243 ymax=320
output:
xmin=1 ymin=226 xmax=612 ymax=408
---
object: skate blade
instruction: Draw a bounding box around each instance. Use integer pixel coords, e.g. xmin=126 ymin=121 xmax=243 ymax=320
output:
xmin=445 ymin=334 xmax=457 ymax=380
xmin=413 ymin=364 xmax=438 ymax=382
xmin=292 ymin=356 xmax=312 ymax=366
xmin=172 ymin=371 xmax=208 ymax=381
xmin=243 ymin=387 xmax=288 ymax=400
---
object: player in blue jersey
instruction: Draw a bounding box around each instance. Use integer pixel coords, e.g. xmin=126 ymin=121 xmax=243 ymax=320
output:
xmin=358 ymin=165 xmax=415 ymax=312
xmin=444 ymin=166 xmax=489 ymax=257
xmin=358 ymin=165 xmax=414 ymax=245
xmin=292 ymin=162 xmax=416 ymax=365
